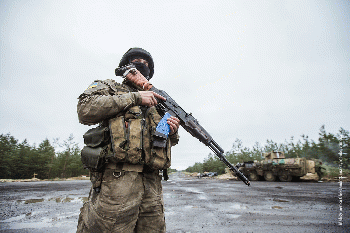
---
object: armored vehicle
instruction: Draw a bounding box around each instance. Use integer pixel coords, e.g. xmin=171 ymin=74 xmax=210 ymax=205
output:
xmin=236 ymin=151 xmax=319 ymax=182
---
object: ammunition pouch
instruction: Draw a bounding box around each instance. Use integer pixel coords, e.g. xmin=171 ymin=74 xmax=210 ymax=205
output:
xmin=108 ymin=106 xmax=171 ymax=170
xmin=109 ymin=116 xmax=144 ymax=164
xmin=83 ymin=126 xmax=110 ymax=147
xmin=81 ymin=146 xmax=108 ymax=171
xmin=152 ymin=112 xmax=171 ymax=148
xmin=152 ymin=131 xmax=168 ymax=148
xmin=81 ymin=126 xmax=110 ymax=172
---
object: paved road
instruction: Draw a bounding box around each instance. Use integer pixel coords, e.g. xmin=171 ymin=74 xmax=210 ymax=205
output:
xmin=0 ymin=172 xmax=348 ymax=233
xmin=165 ymin=172 xmax=349 ymax=233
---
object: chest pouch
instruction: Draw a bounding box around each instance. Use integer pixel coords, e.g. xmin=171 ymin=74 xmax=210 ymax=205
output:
xmin=81 ymin=146 xmax=109 ymax=171
xmin=142 ymin=108 xmax=171 ymax=170
xmin=152 ymin=112 xmax=171 ymax=148
xmin=109 ymin=106 xmax=144 ymax=164
xmin=81 ymin=126 xmax=110 ymax=172
xmin=83 ymin=126 xmax=110 ymax=147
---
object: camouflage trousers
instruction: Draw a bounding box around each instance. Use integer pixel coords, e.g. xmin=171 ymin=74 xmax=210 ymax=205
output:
xmin=76 ymin=169 xmax=165 ymax=233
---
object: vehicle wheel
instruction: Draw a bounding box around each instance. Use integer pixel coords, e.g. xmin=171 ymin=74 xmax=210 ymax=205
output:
xmin=249 ymin=172 xmax=259 ymax=181
xmin=264 ymin=171 xmax=276 ymax=181
xmin=278 ymin=171 xmax=292 ymax=182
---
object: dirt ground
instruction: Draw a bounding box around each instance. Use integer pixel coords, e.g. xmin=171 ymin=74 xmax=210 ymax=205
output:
xmin=0 ymin=172 xmax=348 ymax=233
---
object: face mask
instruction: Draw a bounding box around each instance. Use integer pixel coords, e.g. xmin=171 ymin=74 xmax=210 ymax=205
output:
xmin=132 ymin=62 xmax=151 ymax=80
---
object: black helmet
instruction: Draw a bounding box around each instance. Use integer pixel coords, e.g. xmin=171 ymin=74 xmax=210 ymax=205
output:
xmin=119 ymin=47 xmax=154 ymax=79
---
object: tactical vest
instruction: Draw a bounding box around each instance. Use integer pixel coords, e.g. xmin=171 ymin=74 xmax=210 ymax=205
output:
xmin=97 ymin=80 xmax=171 ymax=170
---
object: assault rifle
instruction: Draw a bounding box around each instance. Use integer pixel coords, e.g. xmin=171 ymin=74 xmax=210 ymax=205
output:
xmin=115 ymin=64 xmax=250 ymax=186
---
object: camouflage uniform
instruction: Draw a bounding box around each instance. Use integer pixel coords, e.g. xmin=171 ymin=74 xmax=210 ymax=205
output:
xmin=315 ymin=164 xmax=325 ymax=181
xmin=76 ymin=79 xmax=179 ymax=233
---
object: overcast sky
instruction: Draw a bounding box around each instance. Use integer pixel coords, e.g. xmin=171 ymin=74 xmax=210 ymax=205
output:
xmin=1 ymin=0 xmax=349 ymax=170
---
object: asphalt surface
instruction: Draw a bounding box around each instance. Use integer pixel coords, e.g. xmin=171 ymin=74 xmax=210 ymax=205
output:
xmin=0 ymin=172 xmax=348 ymax=233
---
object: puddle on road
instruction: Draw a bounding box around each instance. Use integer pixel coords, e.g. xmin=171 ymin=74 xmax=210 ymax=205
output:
xmin=184 ymin=205 xmax=200 ymax=209
xmin=1 ymin=214 xmax=26 ymax=223
xmin=16 ymin=197 xmax=88 ymax=204
xmin=49 ymin=197 xmax=74 ymax=203
xmin=4 ymin=220 xmax=53 ymax=230
xmin=231 ymin=203 xmax=248 ymax=210
xmin=182 ymin=187 xmax=207 ymax=200
xmin=1 ymin=212 xmax=80 ymax=230
xmin=226 ymin=214 xmax=241 ymax=219
xmin=273 ymin=198 xmax=289 ymax=202
xmin=24 ymin=199 xmax=44 ymax=204
xmin=271 ymin=198 xmax=288 ymax=209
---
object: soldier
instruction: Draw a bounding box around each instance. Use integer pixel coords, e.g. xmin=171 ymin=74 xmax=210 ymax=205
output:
xmin=315 ymin=161 xmax=326 ymax=182
xmin=76 ymin=48 xmax=180 ymax=233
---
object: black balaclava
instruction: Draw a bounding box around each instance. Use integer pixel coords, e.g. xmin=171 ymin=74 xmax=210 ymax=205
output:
xmin=118 ymin=48 xmax=154 ymax=80
xmin=130 ymin=58 xmax=150 ymax=79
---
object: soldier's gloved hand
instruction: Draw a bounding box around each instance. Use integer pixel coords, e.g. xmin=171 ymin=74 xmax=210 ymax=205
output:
xmin=167 ymin=116 xmax=180 ymax=135
xmin=139 ymin=91 xmax=166 ymax=107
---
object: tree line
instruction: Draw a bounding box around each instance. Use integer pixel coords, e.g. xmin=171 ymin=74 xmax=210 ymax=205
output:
xmin=0 ymin=134 xmax=88 ymax=179
xmin=186 ymin=126 xmax=349 ymax=174
xmin=1 ymin=125 xmax=348 ymax=179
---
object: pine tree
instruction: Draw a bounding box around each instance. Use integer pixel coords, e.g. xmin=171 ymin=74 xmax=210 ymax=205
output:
xmin=0 ymin=134 xmax=18 ymax=179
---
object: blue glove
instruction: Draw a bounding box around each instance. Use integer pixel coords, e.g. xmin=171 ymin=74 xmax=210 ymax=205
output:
xmin=156 ymin=112 xmax=172 ymax=137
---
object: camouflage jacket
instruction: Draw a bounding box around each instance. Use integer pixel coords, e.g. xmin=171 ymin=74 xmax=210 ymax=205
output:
xmin=77 ymin=79 xmax=179 ymax=170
